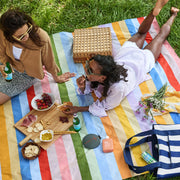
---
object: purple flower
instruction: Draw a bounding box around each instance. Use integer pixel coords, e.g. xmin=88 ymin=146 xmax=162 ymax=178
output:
xmin=142 ymin=116 xmax=148 ymax=121
xmin=144 ymin=105 xmax=148 ymax=109
xmin=150 ymin=103 xmax=153 ymax=108
xmin=151 ymin=119 xmax=155 ymax=123
xmin=136 ymin=110 xmax=140 ymax=114
xmin=139 ymin=101 xmax=143 ymax=107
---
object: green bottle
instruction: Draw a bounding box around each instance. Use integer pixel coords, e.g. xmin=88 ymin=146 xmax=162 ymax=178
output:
xmin=4 ymin=62 xmax=12 ymax=82
xmin=73 ymin=114 xmax=81 ymax=132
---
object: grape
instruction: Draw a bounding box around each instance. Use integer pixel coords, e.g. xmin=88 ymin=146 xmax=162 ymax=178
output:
xmin=35 ymin=93 xmax=53 ymax=109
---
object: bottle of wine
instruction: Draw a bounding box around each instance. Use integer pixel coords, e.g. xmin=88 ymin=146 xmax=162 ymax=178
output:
xmin=4 ymin=62 xmax=12 ymax=82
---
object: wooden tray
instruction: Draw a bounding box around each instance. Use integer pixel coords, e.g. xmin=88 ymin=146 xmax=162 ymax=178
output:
xmin=14 ymin=103 xmax=73 ymax=150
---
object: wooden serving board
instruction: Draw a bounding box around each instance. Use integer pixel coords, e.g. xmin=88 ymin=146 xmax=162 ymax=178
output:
xmin=14 ymin=103 xmax=73 ymax=150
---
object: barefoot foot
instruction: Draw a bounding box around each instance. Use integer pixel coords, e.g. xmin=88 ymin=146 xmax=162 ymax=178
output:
xmin=153 ymin=0 xmax=169 ymax=16
xmin=171 ymin=7 xmax=179 ymax=16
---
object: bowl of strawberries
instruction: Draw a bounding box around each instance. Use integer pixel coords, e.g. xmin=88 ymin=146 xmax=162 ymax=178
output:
xmin=31 ymin=93 xmax=55 ymax=111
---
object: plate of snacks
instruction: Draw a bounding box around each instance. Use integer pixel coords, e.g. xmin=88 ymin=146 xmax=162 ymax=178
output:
xmin=21 ymin=142 xmax=41 ymax=160
xmin=31 ymin=93 xmax=55 ymax=111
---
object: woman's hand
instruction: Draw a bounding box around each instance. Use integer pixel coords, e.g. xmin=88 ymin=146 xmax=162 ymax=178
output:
xmin=62 ymin=105 xmax=89 ymax=115
xmin=0 ymin=64 xmax=7 ymax=78
xmin=76 ymin=75 xmax=86 ymax=93
xmin=53 ymin=72 xmax=76 ymax=83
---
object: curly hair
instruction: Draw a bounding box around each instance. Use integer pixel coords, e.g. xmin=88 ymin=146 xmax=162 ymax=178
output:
xmin=0 ymin=8 xmax=43 ymax=47
xmin=90 ymin=54 xmax=128 ymax=97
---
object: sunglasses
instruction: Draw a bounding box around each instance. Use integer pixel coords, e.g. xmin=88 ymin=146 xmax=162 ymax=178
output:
xmin=85 ymin=60 xmax=102 ymax=76
xmin=13 ymin=23 xmax=32 ymax=41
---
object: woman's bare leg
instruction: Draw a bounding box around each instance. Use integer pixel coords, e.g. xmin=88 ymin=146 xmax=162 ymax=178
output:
xmin=0 ymin=92 xmax=11 ymax=105
xmin=153 ymin=0 xmax=169 ymax=16
xmin=128 ymin=0 xmax=169 ymax=49
xmin=144 ymin=7 xmax=179 ymax=61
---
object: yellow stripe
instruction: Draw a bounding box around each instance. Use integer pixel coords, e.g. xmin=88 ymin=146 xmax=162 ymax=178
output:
xmin=0 ymin=104 xmax=12 ymax=180
xmin=139 ymin=80 xmax=152 ymax=94
xmin=4 ymin=102 xmax=22 ymax=180
xmin=112 ymin=21 xmax=126 ymax=46
xmin=118 ymin=20 xmax=131 ymax=41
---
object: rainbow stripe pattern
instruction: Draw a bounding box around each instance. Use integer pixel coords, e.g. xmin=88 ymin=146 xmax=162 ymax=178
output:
xmin=0 ymin=17 xmax=179 ymax=180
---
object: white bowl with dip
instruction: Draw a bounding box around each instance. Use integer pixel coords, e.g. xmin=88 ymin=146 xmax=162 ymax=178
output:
xmin=40 ymin=130 xmax=54 ymax=142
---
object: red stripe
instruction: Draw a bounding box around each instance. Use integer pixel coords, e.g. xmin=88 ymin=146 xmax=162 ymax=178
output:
xmin=38 ymin=149 xmax=52 ymax=180
xmin=137 ymin=17 xmax=180 ymax=90
xmin=158 ymin=54 xmax=180 ymax=90
xmin=26 ymin=86 xmax=52 ymax=179
xmin=137 ymin=16 xmax=144 ymax=24
xmin=26 ymin=86 xmax=35 ymax=111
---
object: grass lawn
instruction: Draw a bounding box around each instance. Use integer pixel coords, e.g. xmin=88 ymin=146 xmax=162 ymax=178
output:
xmin=0 ymin=0 xmax=179 ymax=57
xmin=0 ymin=0 xmax=180 ymax=179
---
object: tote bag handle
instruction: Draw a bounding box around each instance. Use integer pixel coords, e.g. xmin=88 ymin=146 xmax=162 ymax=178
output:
xmin=123 ymin=130 xmax=161 ymax=173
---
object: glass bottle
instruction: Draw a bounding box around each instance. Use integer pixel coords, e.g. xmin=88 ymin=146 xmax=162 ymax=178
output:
xmin=4 ymin=62 xmax=12 ymax=82
xmin=73 ymin=114 xmax=81 ymax=132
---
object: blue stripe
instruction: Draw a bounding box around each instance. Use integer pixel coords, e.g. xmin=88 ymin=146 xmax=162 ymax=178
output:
xmin=154 ymin=63 xmax=169 ymax=85
xmin=158 ymin=172 xmax=180 ymax=179
xmin=149 ymin=67 xmax=163 ymax=91
xmin=169 ymin=141 xmax=180 ymax=146
xmin=170 ymin=151 xmax=180 ymax=157
xmin=159 ymin=150 xmax=170 ymax=158
xmin=19 ymin=91 xmax=42 ymax=180
xmin=170 ymin=112 xmax=180 ymax=124
xmin=11 ymin=95 xmax=32 ymax=180
xmin=160 ymin=149 xmax=180 ymax=158
xmin=158 ymin=139 xmax=168 ymax=146
xmin=125 ymin=18 xmax=137 ymax=37
xmin=59 ymin=32 xmax=122 ymax=180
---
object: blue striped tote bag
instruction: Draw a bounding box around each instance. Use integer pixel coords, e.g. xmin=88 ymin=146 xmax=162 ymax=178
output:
xmin=123 ymin=124 xmax=180 ymax=179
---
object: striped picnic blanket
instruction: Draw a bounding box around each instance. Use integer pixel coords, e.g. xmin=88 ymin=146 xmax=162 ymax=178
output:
xmin=0 ymin=17 xmax=180 ymax=180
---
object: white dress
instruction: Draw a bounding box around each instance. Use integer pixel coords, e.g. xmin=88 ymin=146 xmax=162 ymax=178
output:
xmin=78 ymin=41 xmax=155 ymax=117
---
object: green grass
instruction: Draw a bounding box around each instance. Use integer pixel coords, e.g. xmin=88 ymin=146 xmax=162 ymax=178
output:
xmin=0 ymin=0 xmax=179 ymax=56
xmin=0 ymin=0 xmax=180 ymax=179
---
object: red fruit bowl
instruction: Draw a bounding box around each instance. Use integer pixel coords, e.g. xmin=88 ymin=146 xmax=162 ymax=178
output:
xmin=31 ymin=93 xmax=55 ymax=111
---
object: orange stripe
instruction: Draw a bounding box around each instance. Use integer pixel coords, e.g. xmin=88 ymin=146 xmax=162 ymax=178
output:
xmin=0 ymin=105 xmax=12 ymax=180
xmin=112 ymin=21 xmax=126 ymax=46
xmin=101 ymin=116 xmax=132 ymax=179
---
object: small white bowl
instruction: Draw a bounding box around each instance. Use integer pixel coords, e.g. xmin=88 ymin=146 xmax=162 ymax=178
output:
xmin=40 ymin=130 xmax=54 ymax=142
xmin=31 ymin=93 xmax=55 ymax=111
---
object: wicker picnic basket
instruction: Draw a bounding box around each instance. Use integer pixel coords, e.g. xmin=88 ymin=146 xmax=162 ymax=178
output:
xmin=73 ymin=27 xmax=112 ymax=63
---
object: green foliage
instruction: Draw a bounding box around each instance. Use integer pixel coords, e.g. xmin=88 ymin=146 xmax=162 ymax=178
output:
xmin=0 ymin=0 xmax=179 ymax=57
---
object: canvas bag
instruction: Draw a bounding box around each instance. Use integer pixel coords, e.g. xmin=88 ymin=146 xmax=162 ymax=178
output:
xmin=123 ymin=124 xmax=180 ymax=179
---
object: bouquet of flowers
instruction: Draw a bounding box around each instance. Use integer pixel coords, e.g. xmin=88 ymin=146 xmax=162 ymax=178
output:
xmin=136 ymin=83 xmax=167 ymax=122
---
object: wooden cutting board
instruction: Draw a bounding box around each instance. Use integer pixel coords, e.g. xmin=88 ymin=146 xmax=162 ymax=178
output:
xmin=14 ymin=103 xmax=74 ymax=150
